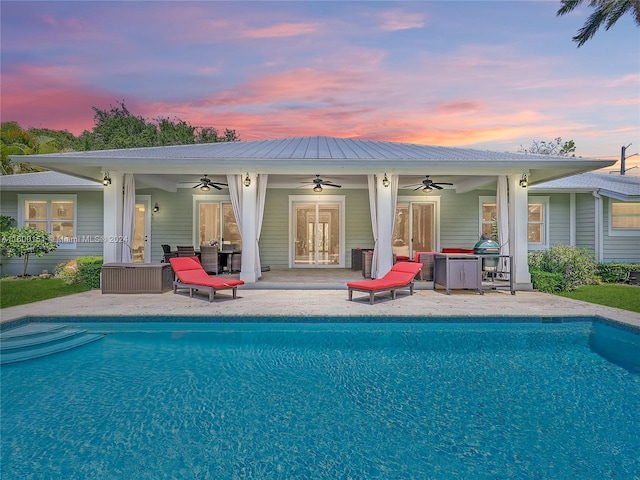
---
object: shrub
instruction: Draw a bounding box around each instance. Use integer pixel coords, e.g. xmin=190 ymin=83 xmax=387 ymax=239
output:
xmin=77 ymin=256 xmax=103 ymax=289
xmin=597 ymin=262 xmax=640 ymax=283
xmin=530 ymin=269 xmax=566 ymax=293
xmin=54 ymin=256 xmax=103 ymax=289
xmin=528 ymin=244 xmax=597 ymax=291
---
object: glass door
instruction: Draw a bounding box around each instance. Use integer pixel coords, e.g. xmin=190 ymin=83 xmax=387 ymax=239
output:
xmin=393 ymin=202 xmax=435 ymax=258
xmin=292 ymin=201 xmax=342 ymax=267
xmin=133 ymin=195 xmax=151 ymax=263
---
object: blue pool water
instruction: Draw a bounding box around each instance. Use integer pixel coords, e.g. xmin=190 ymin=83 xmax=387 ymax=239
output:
xmin=2 ymin=319 xmax=640 ymax=479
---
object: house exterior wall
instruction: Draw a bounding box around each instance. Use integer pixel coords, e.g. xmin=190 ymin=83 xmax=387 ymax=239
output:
xmin=439 ymin=189 xmax=487 ymax=249
xmin=548 ymin=194 xmax=570 ymax=246
xmin=0 ymin=190 xmax=104 ymax=276
xmin=575 ymin=193 xmax=596 ymax=254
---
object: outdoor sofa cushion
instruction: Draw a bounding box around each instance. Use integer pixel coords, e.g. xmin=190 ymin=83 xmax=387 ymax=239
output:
xmin=169 ymin=257 xmax=244 ymax=302
xmin=347 ymin=261 xmax=422 ymax=304
xmin=441 ymin=248 xmax=475 ymax=254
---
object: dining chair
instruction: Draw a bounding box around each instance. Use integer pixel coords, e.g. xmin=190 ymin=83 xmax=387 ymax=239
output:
xmin=176 ymin=245 xmax=196 ymax=257
xmin=199 ymin=245 xmax=219 ymax=274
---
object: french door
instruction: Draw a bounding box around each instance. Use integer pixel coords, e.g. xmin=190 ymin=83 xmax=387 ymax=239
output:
xmin=290 ymin=196 xmax=344 ymax=267
xmin=392 ymin=201 xmax=436 ymax=258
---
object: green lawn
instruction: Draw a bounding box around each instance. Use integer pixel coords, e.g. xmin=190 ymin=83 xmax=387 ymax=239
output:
xmin=556 ymin=284 xmax=640 ymax=313
xmin=0 ymin=277 xmax=90 ymax=309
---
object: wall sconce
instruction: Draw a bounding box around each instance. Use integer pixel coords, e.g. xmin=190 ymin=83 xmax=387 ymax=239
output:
xmin=102 ymin=172 xmax=111 ymax=186
xmin=153 ymin=202 xmax=159 ymax=213
xmin=313 ymin=185 xmax=323 ymax=193
xmin=519 ymin=174 xmax=528 ymax=188
xmin=244 ymin=173 xmax=251 ymax=187
xmin=382 ymin=173 xmax=390 ymax=188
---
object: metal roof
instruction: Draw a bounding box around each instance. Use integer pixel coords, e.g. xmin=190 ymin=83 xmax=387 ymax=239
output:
xmin=531 ymin=172 xmax=640 ymax=201
xmin=0 ymin=171 xmax=102 ymax=190
xmin=25 ymin=136 xmax=603 ymax=162
xmin=13 ymin=136 xmax=616 ymax=186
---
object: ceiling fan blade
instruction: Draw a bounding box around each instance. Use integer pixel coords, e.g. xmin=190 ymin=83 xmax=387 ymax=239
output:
xmin=434 ymin=182 xmax=453 ymax=186
xmin=412 ymin=186 xmax=423 ymax=191
xmin=210 ymin=182 xmax=228 ymax=187
xmin=211 ymin=184 xmax=222 ymax=190
xmin=432 ymin=184 xmax=443 ymax=190
xmin=192 ymin=184 xmax=200 ymax=189
xmin=324 ymin=182 xmax=341 ymax=188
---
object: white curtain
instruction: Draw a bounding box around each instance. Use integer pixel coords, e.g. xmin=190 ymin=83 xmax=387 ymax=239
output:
xmin=367 ymin=174 xmax=378 ymax=276
xmin=227 ymin=173 xmax=243 ymax=240
xmin=389 ymin=173 xmax=399 ymax=251
xmin=496 ymin=175 xmax=510 ymax=274
xmin=254 ymin=174 xmax=268 ymax=279
xmin=121 ymin=173 xmax=135 ymax=263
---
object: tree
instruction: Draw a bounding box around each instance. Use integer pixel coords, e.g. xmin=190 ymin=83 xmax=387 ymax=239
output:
xmin=0 ymin=122 xmax=59 ymax=174
xmin=0 ymin=226 xmax=58 ymax=276
xmin=557 ymin=0 xmax=640 ymax=47
xmin=520 ymin=137 xmax=577 ymax=156
xmin=74 ymin=101 xmax=240 ymax=150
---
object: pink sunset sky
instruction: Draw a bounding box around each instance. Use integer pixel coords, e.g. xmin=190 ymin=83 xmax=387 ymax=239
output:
xmin=1 ymin=1 xmax=639 ymax=170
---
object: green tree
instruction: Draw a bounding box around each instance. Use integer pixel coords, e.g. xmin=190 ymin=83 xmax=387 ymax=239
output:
xmin=0 ymin=226 xmax=58 ymax=276
xmin=520 ymin=138 xmax=577 ymax=156
xmin=0 ymin=122 xmax=52 ymax=174
xmin=75 ymin=100 xmax=240 ymax=150
xmin=557 ymin=0 xmax=640 ymax=47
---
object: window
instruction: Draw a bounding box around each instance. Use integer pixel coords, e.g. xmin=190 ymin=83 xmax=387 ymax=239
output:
xmin=611 ymin=202 xmax=640 ymax=229
xmin=18 ymin=195 xmax=77 ymax=249
xmin=480 ymin=196 xmax=548 ymax=249
xmin=609 ymin=201 xmax=640 ymax=236
xmin=195 ymin=200 xmax=241 ymax=249
xmin=527 ymin=202 xmax=545 ymax=244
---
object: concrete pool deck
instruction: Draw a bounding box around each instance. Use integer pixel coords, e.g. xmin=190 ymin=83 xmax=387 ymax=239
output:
xmin=2 ymin=282 xmax=639 ymax=328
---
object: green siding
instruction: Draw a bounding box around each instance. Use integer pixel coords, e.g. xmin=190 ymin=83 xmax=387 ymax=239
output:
xmin=1 ymin=191 xmax=103 ymax=277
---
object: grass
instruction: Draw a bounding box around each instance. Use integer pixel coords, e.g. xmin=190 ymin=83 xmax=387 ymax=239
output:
xmin=0 ymin=277 xmax=90 ymax=309
xmin=556 ymin=284 xmax=640 ymax=313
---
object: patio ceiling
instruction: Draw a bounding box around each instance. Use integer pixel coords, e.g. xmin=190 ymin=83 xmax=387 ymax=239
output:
xmin=17 ymin=136 xmax=615 ymax=191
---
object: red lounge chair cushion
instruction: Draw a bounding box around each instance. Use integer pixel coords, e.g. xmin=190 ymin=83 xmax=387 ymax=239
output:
xmin=170 ymin=257 xmax=244 ymax=287
xmin=395 ymin=255 xmax=410 ymax=262
xmin=347 ymin=263 xmax=423 ymax=291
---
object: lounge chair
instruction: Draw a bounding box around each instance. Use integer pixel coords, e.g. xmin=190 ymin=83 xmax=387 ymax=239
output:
xmin=347 ymin=261 xmax=423 ymax=304
xmin=169 ymin=257 xmax=244 ymax=302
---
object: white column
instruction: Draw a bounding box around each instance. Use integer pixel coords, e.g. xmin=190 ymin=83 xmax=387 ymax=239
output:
xmin=508 ymin=174 xmax=532 ymax=290
xmin=102 ymin=171 xmax=124 ymax=264
xmin=375 ymin=173 xmax=394 ymax=277
xmin=240 ymin=172 xmax=258 ymax=283
xmin=569 ymin=193 xmax=576 ymax=246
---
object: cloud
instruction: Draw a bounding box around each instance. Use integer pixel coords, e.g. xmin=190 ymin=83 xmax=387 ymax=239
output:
xmin=377 ymin=9 xmax=425 ymax=31
xmin=241 ymin=22 xmax=322 ymax=38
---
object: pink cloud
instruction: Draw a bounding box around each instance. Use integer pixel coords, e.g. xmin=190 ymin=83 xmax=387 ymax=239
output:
xmin=242 ymin=22 xmax=322 ymax=38
xmin=377 ymin=9 xmax=425 ymax=31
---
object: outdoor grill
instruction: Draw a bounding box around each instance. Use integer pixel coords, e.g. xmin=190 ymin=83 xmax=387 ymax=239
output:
xmin=474 ymin=237 xmax=500 ymax=271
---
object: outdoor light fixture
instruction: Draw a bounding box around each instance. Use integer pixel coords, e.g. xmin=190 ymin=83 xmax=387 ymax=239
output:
xmin=102 ymin=172 xmax=111 ymax=186
xmin=422 ymin=186 xmax=433 ymax=194
xmin=244 ymin=173 xmax=251 ymax=187
xmin=200 ymin=184 xmax=210 ymax=192
xmin=313 ymin=185 xmax=323 ymax=193
xmin=382 ymin=173 xmax=390 ymax=187
xmin=519 ymin=174 xmax=528 ymax=188
xmin=153 ymin=202 xmax=159 ymax=213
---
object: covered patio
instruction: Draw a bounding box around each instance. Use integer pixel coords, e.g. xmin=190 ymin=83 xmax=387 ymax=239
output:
xmin=22 ymin=136 xmax=615 ymax=291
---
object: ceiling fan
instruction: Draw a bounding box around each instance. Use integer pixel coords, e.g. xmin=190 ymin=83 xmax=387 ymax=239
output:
xmin=193 ymin=175 xmax=227 ymax=191
xmin=405 ymin=175 xmax=453 ymax=193
xmin=302 ymin=174 xmax=342 ymax=192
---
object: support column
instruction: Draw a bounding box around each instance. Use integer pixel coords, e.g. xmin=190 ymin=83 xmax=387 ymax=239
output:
xmin=375 ymin=173 xmax=394 ymax=278
xmin=102 ymin=171 xmax=124 ymax=264
xmin=240 ymin=172 xmax=258 ymax=283
xmin=508 ymin=174 xmax=532 ymax=290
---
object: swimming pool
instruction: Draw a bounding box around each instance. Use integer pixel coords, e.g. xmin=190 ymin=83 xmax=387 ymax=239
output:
xmin=2 ymin=318 xmax=639 ymax=479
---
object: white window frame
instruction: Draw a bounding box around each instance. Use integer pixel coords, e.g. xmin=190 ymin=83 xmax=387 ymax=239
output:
xmin=17 ymin=194 xmax=77 ymax=249
xmin=608 ymin=199 xmax=640 ymax=237
xmin=479 ymin=196 xmax=549 ymax=250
